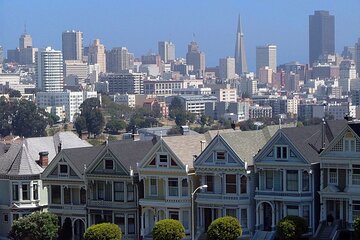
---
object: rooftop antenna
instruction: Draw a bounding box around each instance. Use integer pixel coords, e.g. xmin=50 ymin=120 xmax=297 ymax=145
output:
xmin=192 ymin=32 xmax=196 ymax=42
xmin=24 ymin=22 xmax=27 ymax=34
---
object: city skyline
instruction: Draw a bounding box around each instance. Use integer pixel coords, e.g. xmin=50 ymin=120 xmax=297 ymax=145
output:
xmin=1 ymin=0 xmax=360 ymax=71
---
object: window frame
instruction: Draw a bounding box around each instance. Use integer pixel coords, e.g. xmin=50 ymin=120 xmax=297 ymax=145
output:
xmin=104 ymin=159 xmax=114 ymax=170
xmin=58 ymin=164 xmax=69 ymax=176
xmin=168 ymin=178 xmax=179 ymax=197
xmin=114 ymin=182 xmax=124 ymax=202
xmin=275 ymin=145 xmax=288 ymax=160
xmin=286 ymin=170 xmax=299 ymax=191
xmin=226 ymin=174 xmax=237 ymax=194
xmin=216 ymin=151 xmax=226 ymax=161
xmin=329 ymin=168 xmax=338 ymax=185
xmin=22 ymin=183 xmax=30 ymax=201
xmin=12 ymin=183 xmax=19 ymax=201
xmin=158 ymin=153 xmax=168 ymax=168
xmin=149 ymin=178 xmax=158 ymax=196
xmin=33 ymin=182 xmax=39 ymax=200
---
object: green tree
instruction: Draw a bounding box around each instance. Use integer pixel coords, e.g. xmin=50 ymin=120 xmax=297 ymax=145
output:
xmin=175 ymin=111 xmax=187 ymax=126
xmin=207 ymin=216 xmax=242 ymax=240
xmin=8 ymin=211 xmax=59 ymax=240
xmin=276 ymin=219 xmax=296 ymax=240
xmin=152 ymin=219 xmax=185 ymax=240
xmin=84 ymin=223 xmax=121 ymax=240
xmin=354 ymin=216 xmax=360 ymax=238
xmin=0 ymin=98 xmax=13 ymax=136
xmin=74 ymin=116 xmax=87 ymax=137
xmin=106 ymin=118 xmax=127 ymax=134
xmin=8 ymin=89 xmax=21 ymax=98
xmin=276 ymin=216 xmax=308 ymax=240
xmin=79 ymin=98 xmax=105 ymax=137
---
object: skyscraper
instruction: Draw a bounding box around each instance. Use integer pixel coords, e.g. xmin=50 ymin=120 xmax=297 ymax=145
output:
xmin=234 ymin=15 xmax=248 ymax=75
xmin=88 ymin=39 xmax=106 ymax=73
xmin=35 ymin=47 xmax=64 ymax=92
xmin=256 ymin=44 xmax=277 ymax=76
xmin=158 ymin=41 xmax=175 ymax=63
xmin=106 ymin=47 xmax=134 ymax=73
xmin=309 ymin=10 xmax=335 ymax=65
xmin=186 ymin=41 xmax=205 ymax=77
xmin=19 ymin=34 xmax=32 ymax=49
xmin=356 ymin=38 xmax=360 ymax=77
xmin=62 ymin=30 xmax=83 ymax=61
xmin=219 ymin=57 xmax=236 ymax=80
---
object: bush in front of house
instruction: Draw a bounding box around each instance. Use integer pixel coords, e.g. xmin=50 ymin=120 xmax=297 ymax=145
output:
xmin=276 ymin=219 xmax=296 ymax=240
xmin=152 ymin=219 xmax=185 ymax=240
xmin=83 ymin=223 xmax=121 ymax=240
xmin=207 ymin=216 xmax=242 ymax=240
xmin=276 ymin=215 xmax=308 ymax=240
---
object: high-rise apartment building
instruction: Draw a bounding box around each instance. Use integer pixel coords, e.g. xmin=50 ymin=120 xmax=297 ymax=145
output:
xmin=62 ymin=30 xmax=83 ymax=61
xmin=88 ymin=39 xmax=106 ymax=73
xmin=186 ymin=41 xmax=205 ymax=77
xmin=309 ymin=10 xmax=335 ymax=65
xmin=256 ymin=44 xmax=277 ymax=76
xmin=158 ymin=41 xmax=175 ymax=63
xmin=35 ymin=47 xmax=64 ymax=92
xmin=234 ymin=15 xmax=248 ymax=75
xmin=19 ymin=34 xmax=32 ymax=49
xmin=356 ymin=38 xmax=360 ymax=77
xmin=339 ymin=60 xmax=357 ymax=93
xmin=106 ymin=47 xmax=134 ymax=73
xmin=0 ymin=46 xmax=3 ymax=64
xmin=100 ymin=71 xmax=144 ymax=94
xmin=219 ymin=57 xmax=236 ymax=80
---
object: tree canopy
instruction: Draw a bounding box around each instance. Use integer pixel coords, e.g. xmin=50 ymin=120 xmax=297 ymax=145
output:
xmin=8 ymin=211 xmax=59 ymax=240
xmin=276 ymin=216 xmax=308 ymax=240
xmin=207 ymin=216 xmax=242 ymax=240
xmin=84 ymin=223 xmax=121 ymax=240
xmin=152 ymin=219 xmax=185 ymax=240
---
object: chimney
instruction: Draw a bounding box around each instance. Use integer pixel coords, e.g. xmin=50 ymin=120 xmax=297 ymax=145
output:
xmin=38 ymin=151 xmax=49 ymax=168
xmin=200 ymin=140 xmax=206 ymax=152
xmin=57 ymin=142 xmax=62 ymax=153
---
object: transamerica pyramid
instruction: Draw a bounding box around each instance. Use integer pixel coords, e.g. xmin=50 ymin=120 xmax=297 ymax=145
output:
xmin=235 ymin=15 xmax=248 ymax=75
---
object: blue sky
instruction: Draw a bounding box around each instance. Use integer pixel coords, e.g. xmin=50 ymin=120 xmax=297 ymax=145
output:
xmin=1 ymin=0 xmax=360 ymax=71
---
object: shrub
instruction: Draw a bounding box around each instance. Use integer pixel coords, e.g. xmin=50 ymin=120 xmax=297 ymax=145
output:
xmin=152 ymin=219 xmax=185 ymax=240
xmin=207 ymin=216 xmax=242 ymax=240
xmin=354 ymin=216 xmax=360 ymax=238
xmin=84 ymin=223 xmax=121 ymax=240
xmin=276 ymin=219 xmax=296 ymax=240
xmin=8 ymin=211 xmax=59 ymax=240
xmin=276 ymin=215 xmax=308 ymax=240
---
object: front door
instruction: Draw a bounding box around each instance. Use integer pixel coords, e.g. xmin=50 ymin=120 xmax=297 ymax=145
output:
xmin=263 ymin=203 xmax=272 ymax=231
xmin=204 ymin=208 xmax=212 ymax=230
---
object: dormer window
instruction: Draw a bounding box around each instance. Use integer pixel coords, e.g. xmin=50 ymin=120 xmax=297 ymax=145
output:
xmin=344 ymin=138 xmax=356 ymax=152
xmin=275 ymin=146 xmax=288 ymax=159
xmin=105 ymin=159 xmax=114 ymax=170
xmin=216 ymin=151 xmax=226 ymax=161
xmin=158 ymin=154 xmax=168 ymax=167
xmin=59 ymin=164 xmax=69 ymax=176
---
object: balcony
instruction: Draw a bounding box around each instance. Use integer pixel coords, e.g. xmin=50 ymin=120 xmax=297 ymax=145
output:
xmin=255 ymin=190 xmax=312 ymax=200
xmin=196 ymin=193 xmax=250 ymax=204
xmin=139 ymin=197 xmax=191 ymax=208
xmin=87 ymin=200 xmax=137 ymax=209
xmin=49 ymin=204 xmax=86 ymax=215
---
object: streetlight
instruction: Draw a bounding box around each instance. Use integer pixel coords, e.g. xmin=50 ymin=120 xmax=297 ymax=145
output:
xmin=191 ymin=184 xmax=207 ymax=240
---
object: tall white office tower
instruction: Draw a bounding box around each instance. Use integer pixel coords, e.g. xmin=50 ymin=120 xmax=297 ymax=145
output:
xmin=62 ymin=30 xmax=83 ymax=61
xmin=339 ymin=60 xmax=357 ymax=93
xmin=35 ymin=47 xmax=64 ymax=92
xmin=19 ymin=34 xmax=32 ymax=49
xmin=234 ymin=15 xmax=248 ymax=75
xmin=158 ymin=41 xmax=175 ymax=63
xmin=88 ymin=39 xmax=106 ymax=73
xmin=256 ymin=44 xmax=277 ymax=76
xmin=219 ymin=57 xmax=236 ymax=80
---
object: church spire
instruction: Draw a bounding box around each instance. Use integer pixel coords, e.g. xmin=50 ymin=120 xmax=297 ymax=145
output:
xmin=235 ymin=14 xmax=248 ymax=75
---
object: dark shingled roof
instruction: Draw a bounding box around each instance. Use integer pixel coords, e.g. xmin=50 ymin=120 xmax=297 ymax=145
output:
xmin=280 ymin=120 xmax=347 ymax=163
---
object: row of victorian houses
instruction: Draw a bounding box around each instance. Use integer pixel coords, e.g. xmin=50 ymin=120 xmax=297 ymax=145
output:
xmin=0 ymin=119 xmax=359 ymax=240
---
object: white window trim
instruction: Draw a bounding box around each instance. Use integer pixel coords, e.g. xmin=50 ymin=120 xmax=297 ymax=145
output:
xmin=104 ymin=159 xmax=115 ymax=170
xmin=157 ymin=153 xmax=169 ymax=168
xmin=215 ymin=151 xmax=227 ymax=162
xmin=149 ymin=178 xmax=158 ymax=196
xmin=58 ymin=163 xmax=69 ymax=177
xmin=328 ymin=168 xmax=338 ymax=185
xmin=167 ymin=177 xmax=179 ymax=197
xmin=344 ymin=138 xmax=356 ymax=152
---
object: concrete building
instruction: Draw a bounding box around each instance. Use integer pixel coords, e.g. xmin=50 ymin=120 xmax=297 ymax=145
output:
xmin=158 ymin=41 xmax=175 ymax=63
xmin=19 ymin=34 xmax=32 ymax=49
xmin=107 ymin=47 xmax=134 ymax=73
xmin=35 ymin=47 xmax=64 ymax=92
xmin=234 ymin=15 xmax=248 ymax=75
xmin=100 ymin=71 xmax=144 ymax=94
xmin=186 ymin=41 xmax=205 ymax=78
xmin=219 ymin=57 xmax=236 ymax=80
xmin=144 ymin=79 xmax=183 ymax=95
xmin=258 ymin=66 xmax=273 ymax=85
xmin=356 ymin=38 xmax=360 ymax=77
xmin=238 ymin=78 xmax=258 ymax=96
xmin=256 ymin=44 xmax=277 ymax=76
xmin=205 ymin=101 xmax=249 ymax=121
xmin=62 ymin=30 xmax=83 ymax=61
xmin=249 ymin=105 xmax=272 ymax=119
xmin=211 ymin=84 xmax=237 ymax=103
xmin=339 ymin=60 xmax=357 ymax=93
xmin=36 ymin=91 xmax=97 ymax=122
xmin=309 ymin=11 xmax=335 ymax=65
xmin=64 ymin=60 xmax=89 ymax=80
xmin=167 ymin=95 xmax=217 ymax=114
xmin=19 ymin=47 xmax=37 ymax=65
xmin=88 ymin=39 xmax=106 ymax=73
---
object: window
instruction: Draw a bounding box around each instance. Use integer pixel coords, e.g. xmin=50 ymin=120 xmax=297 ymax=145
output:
xmin=158 ymin=154 xmax=168 ymax=167
xmin=302 ymin=172 xmax=310 ymax=191
xmin=287 ymin=170 xmax=298 ymax=191
xmin=80 ymin=188 xmax=86 ymax=204
xmin=240 ymin=176 xmax=247 ymax=194
xmin=33 ymin=182 xmax=38 ymax=200
xmin=276 ymin=146 xmax=288 ymax=159
xmin=216 ymin=151 xmax=226 ymax=161
xmin=206 ymin=176 xmax=214 ymax=192
xmin=169 ymin=211 xmax=179 ymax=220
xmin=22 ymin=184 xmax=29 ymax=200
xmin=303 ymin=205 xmax=310 ymax=226
xmin=226 ymin=209 xmax=237 ymax=217
xmin=150 ymin=178 xmax=158 ymax=196
xmin=183 ymin=211 xmax=189 ymax=230
xmin=265 ymin=170 xmax=273 ymax=190
xmin=329 ymin=169 xmax=337 ymax=184
xmin=4 ymin=214 xmax=8 ymax=222
xmin=63 ymin=187 xmax=71 ymax=204
xmin=12 ymin=183 xmax=19 ymax=201
xmin=287 ymin=205 xmax=299 ymax=216
xmin=241 ymin=209 xmax=248 ymax=228
xmin=59 ymin=164 xmax=68 ymax=176
xmin=114 ymin=182 xmax=124 ymax=201
xmin=226 ymin=174 xmax=237 ymax=194
xmin=344 ymin=139 xmax=356 ymax=152
xmin=105 ymin=159 xmax=114 ymax=170
xmin=353 ymin=165 xmax=360 ymax=185
xmin=128 ymin=214 xmax=135 ymax=234
xmin=97 ymin=182 xmax=105 ymax=200
xmin=181 ymin=179 xmax=189 ymax=196
xmin=168 ymin=178 xmax=179 ymax=196
xmin=127 ymin=184 xmax=134 ymax=202
xmin=51 ymin=185 xmax=61 ymax=204
xmin=170 ymin=159 xmax=178 ymax=167
xmin=353 ymin=201 xmax=360 ymax=221
xmin=114 ymin=214 xmax=125 ymax=234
